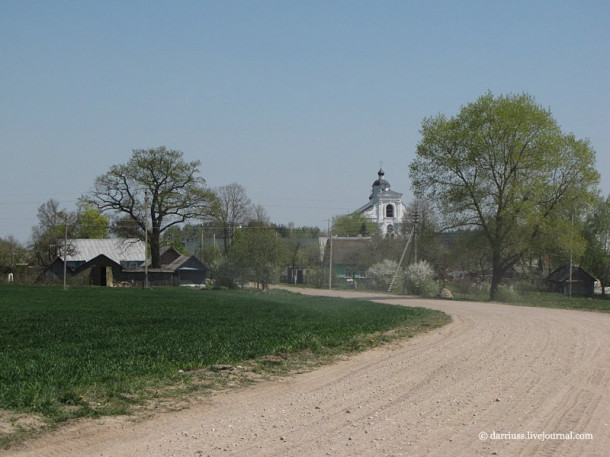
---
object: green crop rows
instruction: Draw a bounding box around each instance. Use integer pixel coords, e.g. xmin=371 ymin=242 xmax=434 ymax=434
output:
xmin=0 ymin=286 xmax=448 ymax=425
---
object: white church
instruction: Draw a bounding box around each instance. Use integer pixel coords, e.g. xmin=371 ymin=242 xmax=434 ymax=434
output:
xmin=354 ymin=168 xmax=407 ymax=237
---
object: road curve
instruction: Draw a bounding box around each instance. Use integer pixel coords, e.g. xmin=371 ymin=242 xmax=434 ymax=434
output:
xmin=6 ymin=288 xmax=610 ymax=457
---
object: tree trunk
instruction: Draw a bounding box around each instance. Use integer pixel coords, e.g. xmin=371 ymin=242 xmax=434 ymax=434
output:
xmin=489 ymin=251 xmax=503 ymax=301
xmin=151 ymin=223 xmax=162 ymax=268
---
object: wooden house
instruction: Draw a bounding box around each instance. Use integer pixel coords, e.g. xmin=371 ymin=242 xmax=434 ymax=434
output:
xmin=546 ymin=265 xmax=595 ymax=296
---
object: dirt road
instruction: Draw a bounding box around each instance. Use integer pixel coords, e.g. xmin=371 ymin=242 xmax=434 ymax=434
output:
xmin=6 ymin=289 xmax=610 ymax=456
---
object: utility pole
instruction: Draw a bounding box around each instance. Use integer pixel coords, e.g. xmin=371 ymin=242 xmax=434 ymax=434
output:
xmin=144 ymin=191 xmax=149 ymax=288
xmin=568 ymin=214 xmax=574 ymax=298
xmin=412 ymin=210 xmax=419 ymax=263
xmin=388 ymin=227 xmax=415 ymax=293
xmin=63 ymin=216 xmax=68 ymax=291
xmin=328 ymin=219 xmax=333 ymax=290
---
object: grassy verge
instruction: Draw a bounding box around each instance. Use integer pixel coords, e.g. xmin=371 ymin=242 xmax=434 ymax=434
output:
xmin=0 ymin=285 xmax=449 ymax=447
xmin=451 ymin=287 xmax=610 ymax=312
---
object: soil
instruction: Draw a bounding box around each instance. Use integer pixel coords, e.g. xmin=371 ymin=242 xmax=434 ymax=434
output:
xmin=4 ymin=288 xmax=610 ymax=456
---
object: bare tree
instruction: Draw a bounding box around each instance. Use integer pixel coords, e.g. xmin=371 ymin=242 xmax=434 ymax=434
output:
xmin=212 ymin=183 xmax=254 ymax=251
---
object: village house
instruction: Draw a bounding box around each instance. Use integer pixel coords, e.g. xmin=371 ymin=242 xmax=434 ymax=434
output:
xmin=41 ymin=239 xmax=208 ymax=287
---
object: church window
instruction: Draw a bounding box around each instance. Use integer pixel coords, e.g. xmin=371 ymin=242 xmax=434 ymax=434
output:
xmin=386 ymin=204 xmax=394 ymax=218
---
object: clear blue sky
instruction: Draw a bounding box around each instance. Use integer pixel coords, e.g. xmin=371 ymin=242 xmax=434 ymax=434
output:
xmin=1 ymin=0 xmax=609 ymax=242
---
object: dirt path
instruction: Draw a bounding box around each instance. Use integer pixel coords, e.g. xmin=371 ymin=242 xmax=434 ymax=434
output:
xmin=5 ymin=288 xmax=610 ymax=456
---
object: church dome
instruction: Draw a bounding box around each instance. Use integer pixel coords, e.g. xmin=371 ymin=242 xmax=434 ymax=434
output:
xmin=370 ymin=168 xmax=391 ymax=198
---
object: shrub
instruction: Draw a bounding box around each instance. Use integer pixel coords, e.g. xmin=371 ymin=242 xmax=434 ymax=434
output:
xmin=214 ymin=259 xmax=240 ymax=289
xmin=404 ymin=260 xmax=438 ymax=297
xmin=494 ymin=284 xmax=520 ymax=303
xmin=367 ymin=260 xmax=402 ymax=292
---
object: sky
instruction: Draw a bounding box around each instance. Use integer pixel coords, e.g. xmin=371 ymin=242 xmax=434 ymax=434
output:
xmin=1 ymin=0 xmax=609 ymax=243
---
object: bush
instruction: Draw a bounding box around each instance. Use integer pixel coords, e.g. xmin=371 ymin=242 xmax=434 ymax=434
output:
xmin=404 ymin=260 xmax=438 ymax=297
xmin=367 ymin=259 xmax=402 ymax=291
xmin=494 ymin=284 xmax=520 ymax=303
xmin=214 ymin=259 xmax=240 ymax=289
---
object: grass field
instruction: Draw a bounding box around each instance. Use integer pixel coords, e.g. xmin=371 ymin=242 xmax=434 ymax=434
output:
xmin=0 ymin=285 xmax=449 ymax=437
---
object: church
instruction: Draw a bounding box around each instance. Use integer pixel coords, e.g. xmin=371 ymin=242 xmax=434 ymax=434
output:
xmin=354 ymin=168 xmax=407 ymax=236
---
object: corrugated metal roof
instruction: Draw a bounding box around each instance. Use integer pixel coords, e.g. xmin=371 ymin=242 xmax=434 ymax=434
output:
xmin=63 ymin=239 xmax=146 ymax=264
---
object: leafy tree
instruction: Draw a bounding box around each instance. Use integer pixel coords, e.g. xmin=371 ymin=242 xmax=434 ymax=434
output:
xmin=581 ymin=195 xmax=610 ymax=295
xmin=228 ymin=221 xmax=287 ymax=290
xmin=30 ymin=199 xmax=76 ymax=266
xmin=89 ymin=147 xmax=216 ymax=268
xmin=275 ymin=223 xmax=322 ymax=280
xmin=75 ymin=202 xmax=109 ymax=239
xmin=211 ymin=183 xmax=254 ymax=251
xmin=0 ymin=236 xmax=28 ymax=271
xmin=332 ymin=213 xmax=379 ymax=237
xmin=409 ymin=92 xmax=599 ymax=300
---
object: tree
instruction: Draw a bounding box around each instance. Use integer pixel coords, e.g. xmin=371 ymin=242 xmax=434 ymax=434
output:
xmin=332 ymin=213 xmax=379 ymax=237
xmin=211 ymin=183 xmax=254 ymax=251
xmin=278 ymin=224 xmax=321 ymax=282
xmin=409 ymin=92 xmax=599 ymax=300
xmin=581 ymin=195 xmax=610 ymax=295
xmin=75 ymin=202 xmax=109 ymax=239
xmin=30 ymin=199 xmax=76 ymax=266
xmin=89 ymin=147 xmax=216 ymax=268
xmin=0 ymin=236 xmax=28 ymax=270
xmin=228 ymin=224 xmax=287 ymax=290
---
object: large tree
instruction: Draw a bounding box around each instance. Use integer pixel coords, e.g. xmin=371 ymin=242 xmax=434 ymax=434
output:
xmin=89 ymin=147 xmax=216 ymax=268
xmin=409 ymin=93 xmax=599 ymax=300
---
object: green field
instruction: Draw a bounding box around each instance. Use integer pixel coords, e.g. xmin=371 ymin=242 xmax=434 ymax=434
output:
xmin=0 ymin=285 xmax=449 ymax=431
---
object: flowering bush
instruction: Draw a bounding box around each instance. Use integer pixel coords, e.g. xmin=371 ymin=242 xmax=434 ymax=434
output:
xmin=367 ymin=259 xmax=402 ymax=291
xmin=404 ymin=260 xmax=438 ymax=297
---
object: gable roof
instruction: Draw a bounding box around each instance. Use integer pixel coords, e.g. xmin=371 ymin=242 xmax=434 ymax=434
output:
xmin=165 ymin=255 xmax=208 ymax=272
xmin=63 ymin=239 xmax=146 ymax=264
xmin=72 ymin=254 xmax=122 ymax=275
xmin=546 ymin=265 xmax=595 ymax=283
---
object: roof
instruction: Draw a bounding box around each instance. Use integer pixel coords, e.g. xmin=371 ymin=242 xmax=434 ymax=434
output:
xmin=130 ymin=255 xmax=208 ymax=273
xmin=546 ymin=265 xmax=596 ymax=283
xmin=321 ymin=237 xmax=372 ymax=265
xmin=63 ymin=239 xmax=146 ymax=264
xmin=73 ymin=254 xmax=122 ymax=275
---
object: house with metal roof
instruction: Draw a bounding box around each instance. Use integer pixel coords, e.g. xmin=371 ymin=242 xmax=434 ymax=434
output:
xmin=64 ymin=239 xmax=146 ymax=270
xmin=40 ymin=240 xmax=208 ymax=287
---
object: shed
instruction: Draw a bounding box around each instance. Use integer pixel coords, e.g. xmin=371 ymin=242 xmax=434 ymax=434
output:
xmin=73 ymin=254 xmax=123 ymax=286
xmin=546 ymin=265 xmax=595 ymax=296
xmin=122 ymin=254 xmax=209 ymax=286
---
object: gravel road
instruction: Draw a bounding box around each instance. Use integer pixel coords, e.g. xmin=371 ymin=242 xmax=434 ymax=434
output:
xmin=6 ymin=288 xmax=610 ymax=456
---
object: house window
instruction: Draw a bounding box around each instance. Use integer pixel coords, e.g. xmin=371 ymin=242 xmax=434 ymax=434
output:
xmin=386 ymin=204 xmax=394 ymax=218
